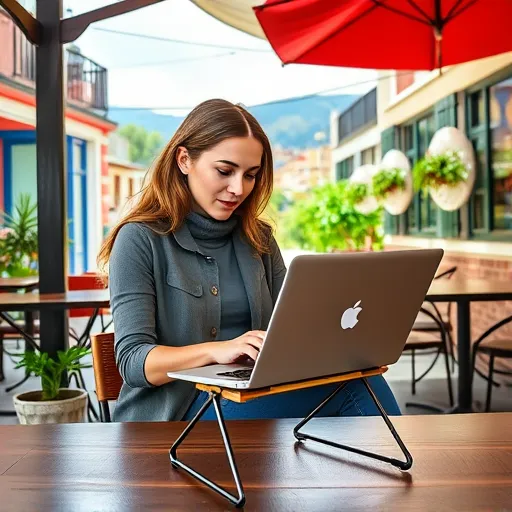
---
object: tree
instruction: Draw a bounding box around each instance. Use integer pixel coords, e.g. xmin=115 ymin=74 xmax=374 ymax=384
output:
xmin=118 ymin=124 xmax=164 ymax=165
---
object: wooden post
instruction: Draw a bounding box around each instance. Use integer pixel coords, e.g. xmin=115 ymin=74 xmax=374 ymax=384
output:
xmin=36 ymin=0 xmax=69 ymax=363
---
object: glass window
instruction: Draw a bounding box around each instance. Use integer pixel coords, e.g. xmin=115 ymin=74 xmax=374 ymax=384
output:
xmin=470 ymin=136 xmax=487 ymax=231
xmin=489 ymin=78 xmax=512 ymax=231
xmin=403 ymin=125 xmax=414 ymax=152
xmin=470 ymin=90 xmax=485 ymax=128
xmin=361 ymin=146 xmax=376 ymax=165
xmin=417 ymin=115 xmax=437 ymax=230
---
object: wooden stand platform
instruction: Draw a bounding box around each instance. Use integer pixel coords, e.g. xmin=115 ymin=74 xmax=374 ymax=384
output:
xmin=196 ymin=366 xmax=387 ymax=403
xmin=169 ymin=366 xmax=412 ymax=508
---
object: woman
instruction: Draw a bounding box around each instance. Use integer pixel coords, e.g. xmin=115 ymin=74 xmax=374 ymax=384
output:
xmin=98 ymin=99 xmax=401 ymax=422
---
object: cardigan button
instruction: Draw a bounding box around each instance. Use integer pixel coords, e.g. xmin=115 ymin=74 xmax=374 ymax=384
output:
xmin=210 ymin=327 xmax=218 ymax=338
xmin=211 ymin=285 xmax=218 ymax=296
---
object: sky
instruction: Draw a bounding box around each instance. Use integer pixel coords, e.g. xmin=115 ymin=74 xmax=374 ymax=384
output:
xmin=63 ymin=0 xmax=378 ymax=115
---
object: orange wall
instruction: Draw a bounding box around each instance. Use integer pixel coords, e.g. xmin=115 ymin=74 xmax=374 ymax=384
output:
xmin=0 ymin=118 xmax=33 ymax=130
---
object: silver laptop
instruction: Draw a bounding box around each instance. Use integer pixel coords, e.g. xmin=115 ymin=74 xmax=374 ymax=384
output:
xmin=167 ymin=249 xmax=443 ymax=390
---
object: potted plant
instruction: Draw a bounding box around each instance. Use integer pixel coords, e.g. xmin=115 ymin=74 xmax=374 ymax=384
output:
xmin=372 ymin=168 xmax=406 ymax=200
xmin=0 ymin=194 xmax=38 ymax=277
xmin=413 ymin=150 xmax=469 ymax=192
xmin=11 ymin=345 xmax=91 ymax=424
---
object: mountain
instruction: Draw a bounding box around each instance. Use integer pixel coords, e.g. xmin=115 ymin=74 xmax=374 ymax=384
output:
xmin=108 ymin=94 xmax=358 ymax=150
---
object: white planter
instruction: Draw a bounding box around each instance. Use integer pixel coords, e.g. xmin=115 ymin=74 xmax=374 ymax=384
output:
xmin=349 ymin=164 xmax=379 ymax=214
xmin=427 ymin=127 xmax=476 ymax=211
xmin=379 ymin=150 xmax=413 ymax=215
xmin=13 ymin=388 xmax=88 ymax=425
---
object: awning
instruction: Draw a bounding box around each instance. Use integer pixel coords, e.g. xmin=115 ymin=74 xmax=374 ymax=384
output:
xmin=190 ymin=0 xmax=265 ymax=39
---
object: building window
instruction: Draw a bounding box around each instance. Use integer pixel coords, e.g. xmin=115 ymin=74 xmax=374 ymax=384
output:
xmin=335 ymin=156 xmax=354 ymax=181
xmin=490 ymin=78 xmax=512 ymax=232
xmin=418 ymin=115 xmax=437 ymax=232
xmin=470 ymin=90 xmax=485 ymax=128
xmin=114 ymin=175 xmax=121 ymax=208
xmin=401 ymin=114 xmax=437 ymax=235
xmin=128 ymin=178 xmax=134 ymax=198
xmin=361 ymin=146 xmax=376 ymax=165
xmin=467 ymin=76 xmax=512 ymax=237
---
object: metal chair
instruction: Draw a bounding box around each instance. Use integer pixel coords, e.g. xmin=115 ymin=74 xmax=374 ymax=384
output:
xmin=402 ymin=267 xmax=457 ymax=412
xmin=472 ymin=315 xmax=512 ymax=412
xmin=0 ymin=319 xmax=40 ymax=383
xmin=404 ymin=307 xmax=454 ymax=412
xmin=91 ymin=332 xmax=123 ymax=422
xmin=411 ymin=266 xmax=457 ymax=369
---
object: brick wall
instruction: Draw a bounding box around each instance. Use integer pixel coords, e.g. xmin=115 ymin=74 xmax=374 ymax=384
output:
xmin=389 ymin=246 xmax=512 ymax=384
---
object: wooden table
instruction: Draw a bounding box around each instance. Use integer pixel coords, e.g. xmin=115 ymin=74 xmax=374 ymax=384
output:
xmin=0 ymin=277 xmax=39 ymax=292
xmin=0 ymin=290 xmax=110 ymax=312
xmin=0 ymin=413 xmax=510 ymax=511
xmin=426 ymin=278 xmax=512 ymax=413
xmin=0 ymin=290 xmax=110 ymax=418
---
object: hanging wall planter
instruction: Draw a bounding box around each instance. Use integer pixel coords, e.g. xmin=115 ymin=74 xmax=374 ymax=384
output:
xmin=413 ymin=127 xmax=476 ymax=211
xmin=348 ymin=164 xmax=380 ymax=215
xmin=373 ymin=150 xmax=413 ymax=215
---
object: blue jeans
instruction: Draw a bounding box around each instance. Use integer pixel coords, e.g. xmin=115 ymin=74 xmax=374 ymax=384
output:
xmin=183 ymin=375 xmax=401 ymax=420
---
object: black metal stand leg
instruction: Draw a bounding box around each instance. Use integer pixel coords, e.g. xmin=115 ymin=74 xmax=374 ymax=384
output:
xmin=457 ymin=301 xmax=473 ymax=413
xmin=0 ymin=337 xmax=4 ymax=382
xmin=294 ymin=378 xmax=413 ymax=471
xmin=77 ymin=309 xmax=100 ymax=348
xmin=169 ymin=393 xmax=246 ymax=508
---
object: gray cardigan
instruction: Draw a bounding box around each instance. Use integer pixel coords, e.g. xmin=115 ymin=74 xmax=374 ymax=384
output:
xmin=109 ymin=220 xmax=287 ymax=422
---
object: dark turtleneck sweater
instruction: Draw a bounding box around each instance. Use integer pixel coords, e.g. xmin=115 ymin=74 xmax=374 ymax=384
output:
xmin=185 ymin=212 xmax=252 ymax=341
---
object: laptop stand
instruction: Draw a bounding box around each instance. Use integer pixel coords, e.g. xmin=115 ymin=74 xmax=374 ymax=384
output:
xmin=169 ymin=367 xmax=412 ymax=508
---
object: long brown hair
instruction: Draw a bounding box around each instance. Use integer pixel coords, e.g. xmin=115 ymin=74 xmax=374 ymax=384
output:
xmin=97 ymin=99 xmax=274 ymax=274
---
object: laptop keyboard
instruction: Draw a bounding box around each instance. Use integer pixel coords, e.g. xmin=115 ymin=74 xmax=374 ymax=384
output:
xmin=216 ymin=369 xmax=253 ymax=380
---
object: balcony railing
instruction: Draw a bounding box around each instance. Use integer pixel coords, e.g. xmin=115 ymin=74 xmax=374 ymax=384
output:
xmin=2 ymin=12 xmax=108 ymax=114
xmin=66 ymin=49 xmax=108 ymax=113
xmin=338 ymin=88 xmax=377 ymax=144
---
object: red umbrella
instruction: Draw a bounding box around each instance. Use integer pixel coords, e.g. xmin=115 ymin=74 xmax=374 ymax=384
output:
xmin=254 ymin=0 xmax=512 ymax=70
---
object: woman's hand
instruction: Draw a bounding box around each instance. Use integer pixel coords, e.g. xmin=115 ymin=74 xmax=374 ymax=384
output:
xmin=210 ymin=330 xmax=266 ymax=365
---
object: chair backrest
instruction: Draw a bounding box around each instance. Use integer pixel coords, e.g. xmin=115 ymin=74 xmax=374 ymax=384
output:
xmin=91 ymin=332 xmax=123 ymax=421
xmin=434 ymin=266 xmax=457 ymax=281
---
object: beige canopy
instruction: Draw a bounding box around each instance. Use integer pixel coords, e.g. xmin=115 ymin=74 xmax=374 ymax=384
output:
xmin=190 ymin=0 xmax=266 ymax=39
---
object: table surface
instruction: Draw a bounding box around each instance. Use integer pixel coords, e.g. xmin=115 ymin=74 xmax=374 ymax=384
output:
xmin=426 ymin=277 xmax=512 ymax=301
xmin=0 ymin=289 xmax=110 ymax=311
xmin=0 ymin=413 xmax=510 ymax=511
xmin=0 ymin=277 xmax=39 ymax=291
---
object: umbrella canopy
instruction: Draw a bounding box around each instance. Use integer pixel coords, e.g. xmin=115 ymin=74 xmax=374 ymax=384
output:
xmin=190 ymin=0 xmax=265 ymax=39
xmin=254 ymin=0 xmax=512 ymax=70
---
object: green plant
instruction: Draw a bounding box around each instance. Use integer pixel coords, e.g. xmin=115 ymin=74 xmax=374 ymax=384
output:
xmin=0 ymin=194 xmax=38 ymax=277
xmin=280 ymin=180 xmax=384 ymax=252
xmin=13 ymin=346 xmax=92 ymax=400
xmin=413 ymin=151 xmax=468 ymax=191
xmin=372 ymin=168 xmax=406 ymax=200
xmin=346 ymin=183 xmax=369 ymax=204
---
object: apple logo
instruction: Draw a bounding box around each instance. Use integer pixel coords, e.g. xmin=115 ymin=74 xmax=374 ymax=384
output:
xmin=341 ymin=300 xmax=362 ymax=329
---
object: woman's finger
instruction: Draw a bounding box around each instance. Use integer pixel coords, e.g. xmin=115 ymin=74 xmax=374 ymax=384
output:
xmin=241 ymin=345 xmax=259 ymax=361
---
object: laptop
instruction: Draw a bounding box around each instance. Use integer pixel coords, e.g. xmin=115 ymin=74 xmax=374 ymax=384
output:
xmin=167 ymin=249 xmax=443 ymax=390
